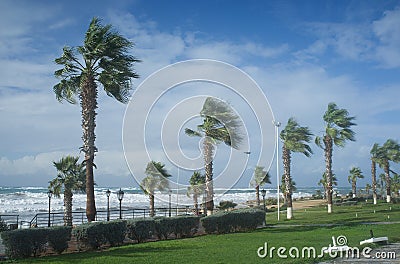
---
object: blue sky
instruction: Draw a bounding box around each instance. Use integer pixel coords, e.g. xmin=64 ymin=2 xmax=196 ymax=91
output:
xmin=0 ymin=0 xmax=399 ymax=189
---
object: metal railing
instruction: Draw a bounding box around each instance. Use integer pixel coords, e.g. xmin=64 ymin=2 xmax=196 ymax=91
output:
xmin=0 ymin=214 xmax=19 ymax=230
xmin=27 ymin=207 xmax=192 ymax=228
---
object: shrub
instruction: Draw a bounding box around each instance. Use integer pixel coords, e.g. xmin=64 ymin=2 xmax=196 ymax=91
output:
xmin=217 ymin=200 xmax=237 ymax=210
xmin=126 ymin=218 xmax=155 ymax=243
xmin=201 ymin=208 xmax=264 ymax=234
xmin=154 ymin=216 xmax=200 ymax=240
xmin=154 ymin=217 xmax=175 ymax=240
xmin=72 ymin=220 xmax=127 ymax=250
xmin=1 ymin=228 xmax=48 ymax=258
xmin=47 ymin=226 xmax=72 ymax=254
xmin=0 ymin=218 xmax=7 ymax=232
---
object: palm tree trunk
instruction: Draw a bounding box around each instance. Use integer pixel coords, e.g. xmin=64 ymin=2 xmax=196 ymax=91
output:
xmin=324 ymin=135 xmax=333 ymax=213
xmin=81 ymin=75 xmax=98 ymax=222
xmin=255 ymin=185 xmax=260 ymax=207
xmin=203 ymin=138 xmax=214 ymax=215
xmin=384 ymin=161 xmax=391 ymax=203
xmin=193 ymin=193 xmax=199 ymax=215
xmin=371 ymin=160 xmax=377 ymax=204
xmin=282 ymin=146 xmax=293 ymax=219
xmin=64 ymin=190 xmax=73 ymax=226
xmin=352 ymin=181 xmax=356 ymax=198
xmin=150 ymin=193 xmax=155 ymax=217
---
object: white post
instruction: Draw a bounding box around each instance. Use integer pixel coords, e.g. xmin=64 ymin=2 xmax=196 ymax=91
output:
xmin=274 ymin=121 xmax=281 ymax=221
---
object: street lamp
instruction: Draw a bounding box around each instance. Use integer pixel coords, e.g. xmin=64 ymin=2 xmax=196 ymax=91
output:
xmin=273 ymin=120 xmax=281 ymax=221
xmin=106 ymin=189 xmax=111 ymax=221
xmin=117 ymin=188 xmax=124 ymax=219
xmin=169 ymin=190 xmax=172 ymax=217
xmin=261 ymin=189 xmax=267 ymax=225
xmin=47 ymin=190 xmax=53 ymax=227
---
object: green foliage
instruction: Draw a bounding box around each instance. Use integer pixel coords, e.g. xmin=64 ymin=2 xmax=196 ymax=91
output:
xmin=200 ymin=208 xmax=264 ymax=234
xmin=1 ymin=228 xmax=48 ymax=258
xmin=72 ymin=220 xmax=126 ymax=249
xmin=154 ymin=216 xmax=200 ymax=239
xmin=47 ymin=226 xmax=72 ymax=254
xmin=0 ymin=218 xmax=7 ymax=232
xmin=126 ymin=219 xmax=156 ymax=243
xmin=217 ymin=200 xmax=237 ymax=210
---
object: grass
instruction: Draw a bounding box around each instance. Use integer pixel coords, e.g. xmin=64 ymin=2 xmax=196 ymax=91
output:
xmin=9 ymin=202 xmax=400 ymax=264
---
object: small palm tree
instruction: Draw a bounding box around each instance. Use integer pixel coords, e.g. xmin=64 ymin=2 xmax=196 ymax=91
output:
xmin=185 ymin=97 xmax=243 ymax=215
xmin=318 ymin=172 xmax=338 ymax=200
xmin=392 ymin=174 xmax=400 ymax=197
xmin=315 ymin=102 xmax=356 ymax=213
xmin=347 ymin=167 xmax=364 ymax=198
xmin=280 ymin=117 xmax=313 ymax=219
xmin=48 ymin=156 xmax=86 ymax=226
xmin=375 ymin=139 xmax=400 ymax=202
xmin=370 ymin=143 xmax=380 ymax=204
xmin=141 ymin=161 xmax=171 ymax=217
xmin=187 ymin=171 xmax=206 ymax=215
xmin=53 ymin=17 xmax=140 ymax=221
xmin=250 ymin=166 xmax=271 ymax=206
xmin=365 ymin=184 xmax=372 ymax=195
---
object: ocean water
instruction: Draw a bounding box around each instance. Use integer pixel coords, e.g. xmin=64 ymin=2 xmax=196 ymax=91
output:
xmin=0 ymin=186 xmax=351 ymax=223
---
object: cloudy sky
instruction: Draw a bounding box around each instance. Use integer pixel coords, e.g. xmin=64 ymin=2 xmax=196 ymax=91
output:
xmin=0 ymin=0 xmax=399 ymax=189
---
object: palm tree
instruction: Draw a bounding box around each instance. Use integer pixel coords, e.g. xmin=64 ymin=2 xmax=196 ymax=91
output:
xmin=280 ymin=117 xmax=313 ymax=219
xmin=250 ymin=166 xmax=271 ymax=206
xmin=187 ymin=171 xmax=206 ymax=215
xmin=141 ymin=161 xmax=171 ymax=217
xmin=365 ymin=184 xmax=372 ymax=195
xmin=375 ymin=139 xmax=400 ymax=202
xmin=370 ymin=143 xmax=380 ymax=204
xmin=318 ymin=172 xmax=338 ymax=200
xmin=185 ymin=97 xmax=243 ymax=215
xmin=48 ymin=156 xmax=86 ymax=226
xmin=315 ymin=102 xmax=356 ymax=213
xmin=281 ymin=174 xmax=297 ymax=205
xmin=347 ymin=167 xmax=364 ymax=198
xmin=53 ymin=18 xmax=140 ymax=221
xmin=392 ymin=173 xmax=400 ymax=197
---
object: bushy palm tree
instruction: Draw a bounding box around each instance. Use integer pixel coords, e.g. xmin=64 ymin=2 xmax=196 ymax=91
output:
xmin=318 ymin=172 xmax=338 ymax=200
xmin=250 ymin=166 xmax=271 ymax=206
xmin=141 ymin=161 xmax=171 ymax=217
xmin=48 ymin=156 xmax=86 ymax=226
xmin=53 ymin=17 xmax=140 ymax=221
xmin=347 ymin=167 xmax=364 ymax=198
xmin=187 ymin=171 xmax=206 ymax=215
xmin=185 ymin=97 xmax=243 ymax=215
xmin=365 ymin=183 xmax=372 ymax=195
xmin=375 ymin=139 xmax=400 ymax=202
xmin=370 ymin=143 xmax=380 ymax=204
xmin=315 ymin=102 xmax=356 ymax=213
xmin=280 ymin=117 xmax=313 ymax=219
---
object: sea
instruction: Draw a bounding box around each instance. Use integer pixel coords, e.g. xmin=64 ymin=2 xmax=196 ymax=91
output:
xmin=0 ymin=186 xmax=352 ymax=224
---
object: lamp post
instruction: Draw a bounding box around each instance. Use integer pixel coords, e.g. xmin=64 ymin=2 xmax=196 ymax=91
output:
xmin=273 ymin=120 xmax=281 ymax=221
xmin=47 ymin=190 xmax=53 ymax=227
xmin=106 ymin=189 xmax=111 ymax=221
xmin=169 ymin=190 xmax=172 ymax=217
xmin=261 ymin=189 xmax=267 ymax=225
xmin=117 ymin=188 xmax=124 ymax=219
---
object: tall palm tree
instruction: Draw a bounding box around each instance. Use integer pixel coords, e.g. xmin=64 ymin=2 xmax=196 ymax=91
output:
xmin=187 ymin=171 xmax=206 ymax=215
xmin=281 ymin=174 xmax=297 ymax=205
xmin=347 ymin=167 xmax=364 ymax=198
xmin=375 ymin=139 xmax=400 ymax=202
xmin=318 ymin=172 xmax=338 ymax=200
xmin=185 ymin=97 xmax=243 ymax=215
xmin=370 ymin=143 xmax=380 ymax=204
xmin=48 ymin=156 xmax=86 ymax=226
xmin=141 ymin=161 xmax=171 ymax=217
xmin=250 ymin=166 xmax=271 ymax=206
xmin=315 ymin=102 xmax=356 ymax=213
xmin=280 ymin=117 xmax=313 ymax=219
xmin=53 ymin=17 xmax=140 ymax=221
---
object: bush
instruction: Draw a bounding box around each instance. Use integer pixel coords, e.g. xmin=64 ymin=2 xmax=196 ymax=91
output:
xmin=0 ymin=218 xmax=7 ymax=232
xmin=47 ymin=226 xmax=72 ymax=254
xmin=1 ymin=228 xmax=48 ymax=258
xmin=217 ymin=200 xmax=237 ymax=210
xmin=126 ymin=218 xmax=155 ymax=243
xmin=72 ymin=220 xmax=126 ymax=250
xmin=154 ymin=216 xmax=200 ymax=240
xmin=201 ymin=208 xmax=264 ymax=234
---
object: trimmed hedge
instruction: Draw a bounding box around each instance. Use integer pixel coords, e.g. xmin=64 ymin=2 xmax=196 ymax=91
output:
xmin=72 ymin=220 xmax=126 ymax=250
xmin=200 ymin=208 xmax=264 ymax=234
xmin=47 ymin=226 xmax=72 ymax=254
xmin=154 ymin=216 xmax=200 ymax=239
xmin=126 ymin=218 xmax=155 ymax=243
xmin=1 ymin=228 xmax=48 ymax=258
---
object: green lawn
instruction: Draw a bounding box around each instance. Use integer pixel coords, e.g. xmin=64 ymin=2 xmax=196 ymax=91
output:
xmin=11 ymin=202 xmax=400 ymax=264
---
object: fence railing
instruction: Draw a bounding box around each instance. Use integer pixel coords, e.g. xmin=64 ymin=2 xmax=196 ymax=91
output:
xmin=26 ymin=207 xmax=192 ymax=228
xmin=0 ymin=214 xmax=19 ymax=230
